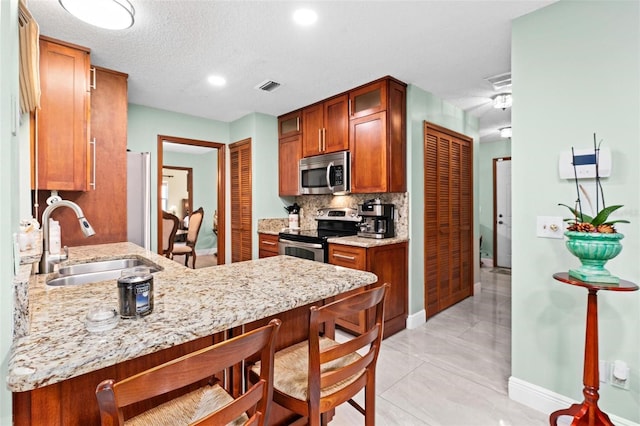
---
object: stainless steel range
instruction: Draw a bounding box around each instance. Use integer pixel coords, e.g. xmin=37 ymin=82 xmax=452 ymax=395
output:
xmin=278 ymin=207 xmax=361 ymax=262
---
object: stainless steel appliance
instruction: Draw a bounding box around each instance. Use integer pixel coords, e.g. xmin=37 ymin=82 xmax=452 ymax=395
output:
xmin=357 ymin=199 xmax=395 ymax=239
xmin=278 ymin=207 xmax=361 ymax=262
xmin=127 ymin=151 xmax=151 ymax=250
xmin=299 ymin=151 xmax=350 ymax=195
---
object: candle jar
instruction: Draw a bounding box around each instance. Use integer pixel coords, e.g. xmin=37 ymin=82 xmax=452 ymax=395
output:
xmin=118 ymin=267 xmax=154 ymax=318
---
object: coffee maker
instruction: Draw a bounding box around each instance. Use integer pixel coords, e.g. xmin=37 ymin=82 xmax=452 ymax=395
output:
xmin=357 ymin=199 xmax=395 ymax=239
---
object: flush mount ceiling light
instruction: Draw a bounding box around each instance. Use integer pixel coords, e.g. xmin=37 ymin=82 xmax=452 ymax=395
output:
xmin=492 ymin=93 xmax=513 ymax=110
xmin=500 ymin=127 xmax=512 ymax=138
xmin=207 ymin=75 xmax=227 ymax=87
xmin=293 ymin=8 xmax=318 ymax=26
xmin=59 ymin=0 xmax=135 ymax=30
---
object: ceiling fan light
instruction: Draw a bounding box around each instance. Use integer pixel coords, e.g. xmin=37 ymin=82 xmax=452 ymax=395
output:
xmin=59 ymin=0 xmax=135 ymax=30
xmin=500 ymin=127 xmax=512 ymax=138
xmin=492 ymin=93 xmax=512 ymax=110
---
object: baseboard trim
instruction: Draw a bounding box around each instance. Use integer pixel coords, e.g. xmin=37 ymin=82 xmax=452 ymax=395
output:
xmin=508 ymin=376 xmax=639 ymax=426
xmin=406 ymin=309 xmax=426 ymax=329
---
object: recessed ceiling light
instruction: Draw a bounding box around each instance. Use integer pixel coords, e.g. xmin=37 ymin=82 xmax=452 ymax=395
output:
xmin=293 ymin=8 xmax=317 ymax=26
xmin=207 ymin=75 xmax=226 ymax=87
xmin=59 ymin=0 xmax=135 ymax=30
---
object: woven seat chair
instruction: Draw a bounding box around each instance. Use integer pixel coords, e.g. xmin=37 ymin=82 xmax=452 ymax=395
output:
xmin=252 ymin=284 xmax=389 ymax=426
xmin=96 ymin=319 xmax=281 ymax=426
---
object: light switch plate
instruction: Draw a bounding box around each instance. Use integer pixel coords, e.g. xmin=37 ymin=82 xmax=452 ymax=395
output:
xmin=536 ymin=216 xmax=565 ymax=239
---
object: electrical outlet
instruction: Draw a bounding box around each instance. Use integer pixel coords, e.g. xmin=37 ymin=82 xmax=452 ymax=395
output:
xmin=536 ymin=216 xmax=565 ymax=239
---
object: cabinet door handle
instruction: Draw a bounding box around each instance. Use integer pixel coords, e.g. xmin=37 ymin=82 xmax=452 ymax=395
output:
xmin=318 ymin=128 xmax=322 ymax=152
xmin=90 ymin=67 xmax=96 ymax=90
xmin=262 ymin=241 xmax=277 ymax=246
xmin=333 ymin=253 xmax=355 ymax=261
xmin=296 ymin=117 xmax=300 ymax=132
xmin=348 ymin=99 xmax=352 ymax=116
xmin=90 ymin=138 xmax=96 ymax=189
xmin=322 ymin=128 xmax=326 ymax=151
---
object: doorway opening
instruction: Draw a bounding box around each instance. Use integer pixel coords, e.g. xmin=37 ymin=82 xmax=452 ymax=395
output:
xmin=157 ymin=135 xmax=226 ymax=266
xmin=493 ymin=157 xmax=512 ymax=268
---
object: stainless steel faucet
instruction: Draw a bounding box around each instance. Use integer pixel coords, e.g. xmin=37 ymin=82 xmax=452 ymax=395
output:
xmin=39 ymin=200 xmax=95 ymax=274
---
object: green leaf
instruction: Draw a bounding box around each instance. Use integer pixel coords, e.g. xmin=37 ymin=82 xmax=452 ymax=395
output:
xmin=604 ymin=219 xmax=630 ymax=225
xmin=558 ymin=203 xmax=593 ymax=223
xmin=591 ymin=205 xmax=624 ymax=226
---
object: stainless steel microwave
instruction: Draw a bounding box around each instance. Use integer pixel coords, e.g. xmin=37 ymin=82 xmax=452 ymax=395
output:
xmin=299 ymin=151 xmax=350 ymax=195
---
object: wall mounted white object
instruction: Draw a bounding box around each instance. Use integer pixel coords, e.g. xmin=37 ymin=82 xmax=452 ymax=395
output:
xmin=558 ymin=147 xmax=611 ymax=179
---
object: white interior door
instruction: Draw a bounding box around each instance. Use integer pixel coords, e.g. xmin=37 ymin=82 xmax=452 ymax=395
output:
xmin=495 ymin=158 xmax=512 ymax=268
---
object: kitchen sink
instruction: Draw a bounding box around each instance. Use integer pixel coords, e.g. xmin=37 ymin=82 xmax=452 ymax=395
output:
xmin=46 ymin=258 xmax=163 ymax=286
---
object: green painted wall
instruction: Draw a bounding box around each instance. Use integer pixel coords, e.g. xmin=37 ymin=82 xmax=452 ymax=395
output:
xmin=230 ymin=112 xmax=282 ymax=259
xmin=127 ymin=104 xmax=229 ymax=254
xmin=1 ymin=0 xmax=19 ymax=422
xmin=406 ymin=85 xmax=479 ymax=316
xmin=163 ymin=150 xmax=218 ymax=251
xmin=478 ymin=140 xmax=511 ymax=260
xmin=512 ymin=1 xmax=639 ymax=421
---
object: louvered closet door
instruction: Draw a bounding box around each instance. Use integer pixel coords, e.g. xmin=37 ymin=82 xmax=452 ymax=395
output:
xmin=230 ymin=139 xmax=252 ymax=262
xmin=424 ymin=122 xmax=473 ymax=318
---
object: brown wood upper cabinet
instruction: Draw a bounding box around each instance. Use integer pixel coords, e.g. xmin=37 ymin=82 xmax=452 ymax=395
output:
xmin=35 ymin=36 xmax=92 ymax=191
xmin=302 ymin=94 xmax=348 ymax=157
xmin=278 ymin=110 xmax=302 ymax=138
xmin=349 ymin=77 xmax=407 ymax=194
xmin=278 ymin=134 xmax=302 ymax=196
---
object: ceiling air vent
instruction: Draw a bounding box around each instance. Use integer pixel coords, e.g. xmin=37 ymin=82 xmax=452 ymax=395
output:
xmin=255 ymin=80 xmax=281 ymax=92
xmin=485 ymin=72 xmax=512 ymax=91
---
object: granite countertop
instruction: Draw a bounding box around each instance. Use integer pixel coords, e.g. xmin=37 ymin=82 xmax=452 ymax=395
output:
xmin=7 ymin=242 xmax=377 ymax=392
xmin=327 ymin=235 xmax=409 ymax=248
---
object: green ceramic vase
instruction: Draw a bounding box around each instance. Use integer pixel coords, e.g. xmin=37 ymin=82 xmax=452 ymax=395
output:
xmin=565 ymin=231 xmax=623 ymax=284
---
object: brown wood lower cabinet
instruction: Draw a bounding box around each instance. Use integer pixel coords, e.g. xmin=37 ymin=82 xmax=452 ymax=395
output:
xmin=13 ymin=336 xmax=216 ymax=426
xmin=258 ymin=233 xmax=279 ymax=258
xmin=328 ymin=242 xmax=408 ymax=338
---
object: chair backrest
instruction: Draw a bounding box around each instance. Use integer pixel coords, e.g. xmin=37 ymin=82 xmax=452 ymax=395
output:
xmin=161 ymin=211 xmax=179 ymax=255
xmin=96 ymin=318 xmax=281 ymax=426
xmin=186 ymin=207 xmax=204 ymax=246
xmin=308 ymin=284 xmax=389 ymax=404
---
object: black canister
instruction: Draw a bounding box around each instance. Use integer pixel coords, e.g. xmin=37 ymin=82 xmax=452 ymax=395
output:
xmin=118 ymin=267 xmax=154 ymax=318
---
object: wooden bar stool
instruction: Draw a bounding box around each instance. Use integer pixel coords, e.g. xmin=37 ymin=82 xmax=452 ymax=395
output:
xmin=252 ymin=284 xmax=389 ymax=426
xmin=96 ymin=319 xmax=281 ymax=425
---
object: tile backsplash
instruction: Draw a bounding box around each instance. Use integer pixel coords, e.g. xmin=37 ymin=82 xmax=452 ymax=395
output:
xmin=293 ymin=192 xmax=408 ymax=238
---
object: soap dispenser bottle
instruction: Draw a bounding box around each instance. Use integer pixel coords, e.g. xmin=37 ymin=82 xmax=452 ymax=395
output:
xmin=49 ymin=219 xmax=61 ymax=255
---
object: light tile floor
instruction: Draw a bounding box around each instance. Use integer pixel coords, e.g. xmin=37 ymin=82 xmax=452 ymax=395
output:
xmin=331 ymin=267 xmax=549 ymax=426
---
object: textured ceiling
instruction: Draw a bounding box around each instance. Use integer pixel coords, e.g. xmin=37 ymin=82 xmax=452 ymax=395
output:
xmin=27 ymin=0 xmax=555 ymax=143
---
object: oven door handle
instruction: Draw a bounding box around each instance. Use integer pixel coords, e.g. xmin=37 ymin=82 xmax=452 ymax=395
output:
xmin=278 ymin=239 xmax=324 ymax=250
xmin=326 ymin=161 xmax=334 ymax=192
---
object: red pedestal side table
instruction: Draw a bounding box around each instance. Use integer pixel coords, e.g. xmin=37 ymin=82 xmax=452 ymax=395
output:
xmin=549 ymin=273 xmax=638 ymax=426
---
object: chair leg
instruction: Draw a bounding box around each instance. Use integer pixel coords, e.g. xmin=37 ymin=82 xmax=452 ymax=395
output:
xmin=191 ymin=251 xmax=197 ymax=269
xmin=184 ymin=254 xmax=189 ymax=267
xmin=364 ymin=376 xmax=376 ymax=425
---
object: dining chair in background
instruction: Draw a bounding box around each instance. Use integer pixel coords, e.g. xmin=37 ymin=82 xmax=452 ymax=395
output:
xmin=161 ymin=211 xmax=179 ymax=259
xmin=96 ymin=319 xmax=281 ymax=425
xmin=171 ymin=206 xmax=204 ymax=268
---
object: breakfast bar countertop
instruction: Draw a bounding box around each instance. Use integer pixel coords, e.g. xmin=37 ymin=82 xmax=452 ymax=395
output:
xmin=7 ymin=242 xmax=377 ymax=393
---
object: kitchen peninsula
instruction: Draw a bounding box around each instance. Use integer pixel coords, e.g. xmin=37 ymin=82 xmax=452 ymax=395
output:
xmin=8 ymin=242 xmax=377 ymax=425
